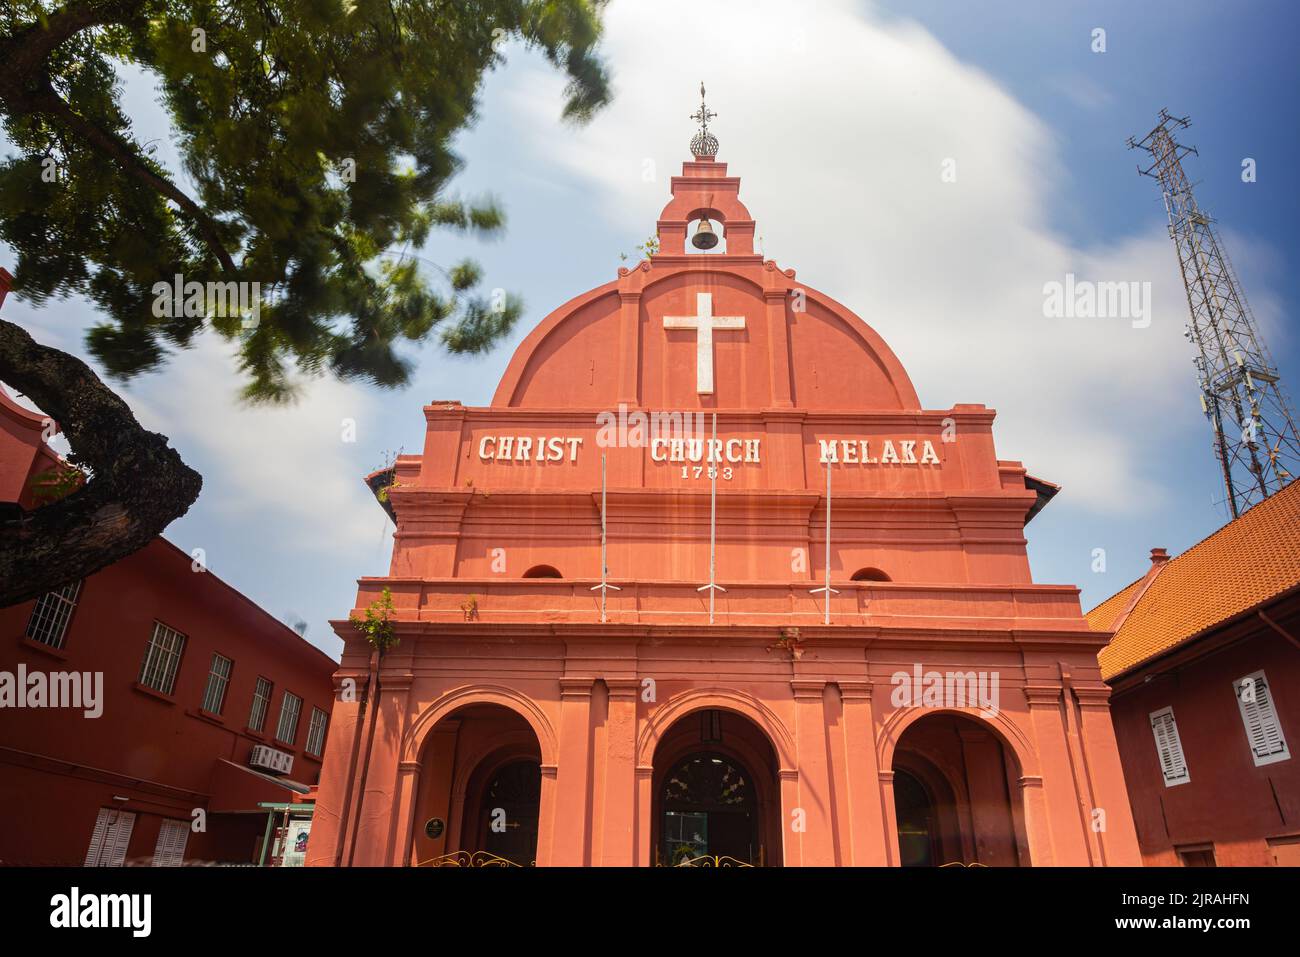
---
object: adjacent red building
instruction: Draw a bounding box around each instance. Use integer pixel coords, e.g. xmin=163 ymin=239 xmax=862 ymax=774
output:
xmin=0 ymin=377 xmax=338 ymax=865
xmin=1090 ymin=479 xmax=1300 ymax=866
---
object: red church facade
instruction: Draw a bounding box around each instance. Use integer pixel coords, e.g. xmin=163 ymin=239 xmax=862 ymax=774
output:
xmin=307 ymin=144 xmax=1141 ymax=867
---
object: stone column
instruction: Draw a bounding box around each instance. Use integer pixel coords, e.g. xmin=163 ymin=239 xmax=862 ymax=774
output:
xmin=635 ymin=765 xmax=654 ymax=867
xmin=1074 ymin=686 xmax=1143 ymax=865
xmin=879 ymin=768 xmax=900 ymax=866
xmin=839 ymin=681 xmax=887 ymax=865
xmin=617 ymin=291 xmax=641 ymax=406
xmin=600 ymin=679 xmax=640 ymax=866
xmin=777 ymin=768 xmax=800 ymax=866
xmin=546 ymin=676 xmax=595 ymax=866
xmin=1018 ymin=775 xmax=1051 ymax=865
xmin=762 ymin=410 xmax=808 ymax=490
xmin=303 ymin=669 xmax=364 ymax=867
xmin=391 ymin=760 xmax=422 ymax=866
xmin=350 ymin=672 xmax=411 ymax=866
xmin=763 ymin=287 xmax=793 ymax=408
xmin=790 ymin=678 xmax=838 ymax=865
xmin=1024 ymin=684 xmax=1090 ymax=864
xmin=536 ymin=764 xmax=559 ymax=867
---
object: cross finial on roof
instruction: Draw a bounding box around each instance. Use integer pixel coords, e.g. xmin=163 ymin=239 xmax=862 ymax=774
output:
xmin=689 ymin=82 xmax=719 ymax=157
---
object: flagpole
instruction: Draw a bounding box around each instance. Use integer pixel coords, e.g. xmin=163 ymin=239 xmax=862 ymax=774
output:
xmin=709 ymin=412 xmax=718 ymax=624
xmin=590 ymin=451 xmax=619 ymax=622
xmin=696 ymin=412 xmax=725 ymax=623
xmin=810 ymin=460 xmax=838 ymax=624
xmin=824 ymin=461 xmax=831 ymax=625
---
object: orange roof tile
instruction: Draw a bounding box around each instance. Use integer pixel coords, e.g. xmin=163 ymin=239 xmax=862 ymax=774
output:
xmin=1090 ymin=479 xmax=1300 ymax=681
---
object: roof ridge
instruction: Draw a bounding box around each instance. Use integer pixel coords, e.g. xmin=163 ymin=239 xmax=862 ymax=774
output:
xmin=1108 ymin=553 xmax=1170 ymax=634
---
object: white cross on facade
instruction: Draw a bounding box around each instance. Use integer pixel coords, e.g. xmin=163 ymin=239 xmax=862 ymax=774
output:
xmin=663 ymin=292 xmax=745 ymax=394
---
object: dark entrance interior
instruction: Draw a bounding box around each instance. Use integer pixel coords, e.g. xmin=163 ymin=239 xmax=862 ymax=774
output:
xmin=891 ymin=713 xmax=1027 ymax=866
xmin=661 ymin=752 xmax=757 ymax=864
xmin=478 ymin=758 xmax=541 ymax=865
xmin=894 ymin=769 xmax=936 ymax=866
xmin=652 ymin=709 xmax=780 ymax=866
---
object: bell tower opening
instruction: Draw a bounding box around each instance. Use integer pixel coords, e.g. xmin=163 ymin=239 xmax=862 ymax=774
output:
xmin=688 ymin=216 xmax=726 ymax=253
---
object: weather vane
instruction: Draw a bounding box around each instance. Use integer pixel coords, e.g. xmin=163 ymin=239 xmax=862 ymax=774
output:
xmin=689 ymin=82 xmax=719 ymax=157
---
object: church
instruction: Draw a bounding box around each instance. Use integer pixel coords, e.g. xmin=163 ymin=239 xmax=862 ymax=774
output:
xmin=305 ymin=97 xmax=1141 ymax=867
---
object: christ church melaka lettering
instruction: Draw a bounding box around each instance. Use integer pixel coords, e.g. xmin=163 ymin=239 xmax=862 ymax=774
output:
xmin=818 ymin=438 xmax=942 ymax=466
xmin=477 ymin=436 xmax=584 ymax=462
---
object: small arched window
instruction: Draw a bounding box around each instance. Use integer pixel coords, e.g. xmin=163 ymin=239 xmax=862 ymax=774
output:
xmin=851 ymin=567 xmax=891 ymax=582
xmin=522 ymin=564 xmax=563 ymax=579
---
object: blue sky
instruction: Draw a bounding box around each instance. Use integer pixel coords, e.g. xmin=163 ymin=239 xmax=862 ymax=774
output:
xmin=3 ymin=0 xmax=1298 ymax=659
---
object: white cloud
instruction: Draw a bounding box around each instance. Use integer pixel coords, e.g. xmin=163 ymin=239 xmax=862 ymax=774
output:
xmin=498 ymin=0 xmax=1212 ymax=512
xmin=125 ymin=331 xmax=388 ymax=552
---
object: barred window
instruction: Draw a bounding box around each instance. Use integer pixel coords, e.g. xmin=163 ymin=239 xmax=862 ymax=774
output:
xmin=276 ymin=692 xmax=302 ymax=745
xmin=249 ymin=676 xmax=273 ymax=732
xmin=305 ymin=707 xmax=329 ymax=757
xmin=138 ymin=622 xmax=186 ymax=695
xmin=201 ymin=653 xmax=233 ymax=714
xmin=24 ymin=580 xmax=82 ymax=650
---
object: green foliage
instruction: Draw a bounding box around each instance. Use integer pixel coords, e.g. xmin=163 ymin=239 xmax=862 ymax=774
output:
xmin=28 ymin=462 xmax=87 ymax=505
xmin=349 ymin=585 xmax=398 ymax=655
xmin=0 ymin=0 xmax=611 ymax=401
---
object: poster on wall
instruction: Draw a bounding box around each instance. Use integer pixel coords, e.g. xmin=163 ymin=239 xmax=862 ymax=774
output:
xmin=270 ymin=819 xmax=313 ymax=867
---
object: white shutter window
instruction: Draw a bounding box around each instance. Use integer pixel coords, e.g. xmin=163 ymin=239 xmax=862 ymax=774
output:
xmin=85 ymin=808 xmax=136 ymax=866
xmin=25 ymin=580 xmax=82 ymax=649
xmin=1234 ymin=671 xmax=1290 ymax=767
xmin=276 ymin=692 xmax=302 ymax=745
xmin=305 ymin=707 xmax=328 ymax=757
xmin=138 ymin=621 xmax=187 ymax=695
xmin=201 ymin=653 xmax=233 ymax=714
xmin=152 ymin=819 xmax=190 ymax=867
xmin=1149 ymin=706 xmax=1191 ymax=787
xmin=249 ymin=676 xmax=273 ymax=732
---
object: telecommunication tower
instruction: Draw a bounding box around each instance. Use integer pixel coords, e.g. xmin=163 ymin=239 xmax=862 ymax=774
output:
xmin=1128 ymin=110 xmax=1300 ymax=518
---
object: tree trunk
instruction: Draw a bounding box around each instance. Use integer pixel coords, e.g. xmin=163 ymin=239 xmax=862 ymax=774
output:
xmin=0 ymin=317 xmax=202 ymax=607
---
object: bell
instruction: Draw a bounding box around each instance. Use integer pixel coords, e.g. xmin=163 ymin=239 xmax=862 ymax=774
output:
xmin=691 ymin=217 xmax=719 ymax=250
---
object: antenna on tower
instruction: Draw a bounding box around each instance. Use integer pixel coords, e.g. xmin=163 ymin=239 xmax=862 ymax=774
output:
xmin=1129 ymin=109 xmax=1300 ymax=518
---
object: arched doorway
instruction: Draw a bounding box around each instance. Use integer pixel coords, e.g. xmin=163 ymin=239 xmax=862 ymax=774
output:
xmin=651 ymin=709 xmax=780 ymax=866
xmin=411 ymin=703 xmax=543 ymax=866
xmin=891 ymin=712 xmax=1027 ymax=866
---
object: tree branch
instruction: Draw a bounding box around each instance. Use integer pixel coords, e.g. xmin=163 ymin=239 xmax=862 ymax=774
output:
xmin=0 ymin=0 xmax=149 ymax=88
xmin=0 ymin=317 xmax=202 ymax=607
xmin=25 ymin=81 xmax=239 ymax=274
xmin=0 ymin=3 xmax=238 ymax=274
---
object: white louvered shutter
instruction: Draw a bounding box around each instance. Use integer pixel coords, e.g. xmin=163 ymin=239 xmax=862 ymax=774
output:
xmin=1149 ymin=707 xmax=1190 ymax=786
xmin=85 ymin=808 xmax=136 ymax=866
xmin=1235 ymin=671 xmax=1290 ymax=766
xmin=152 ymin=819 xmax=190 ymax=866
